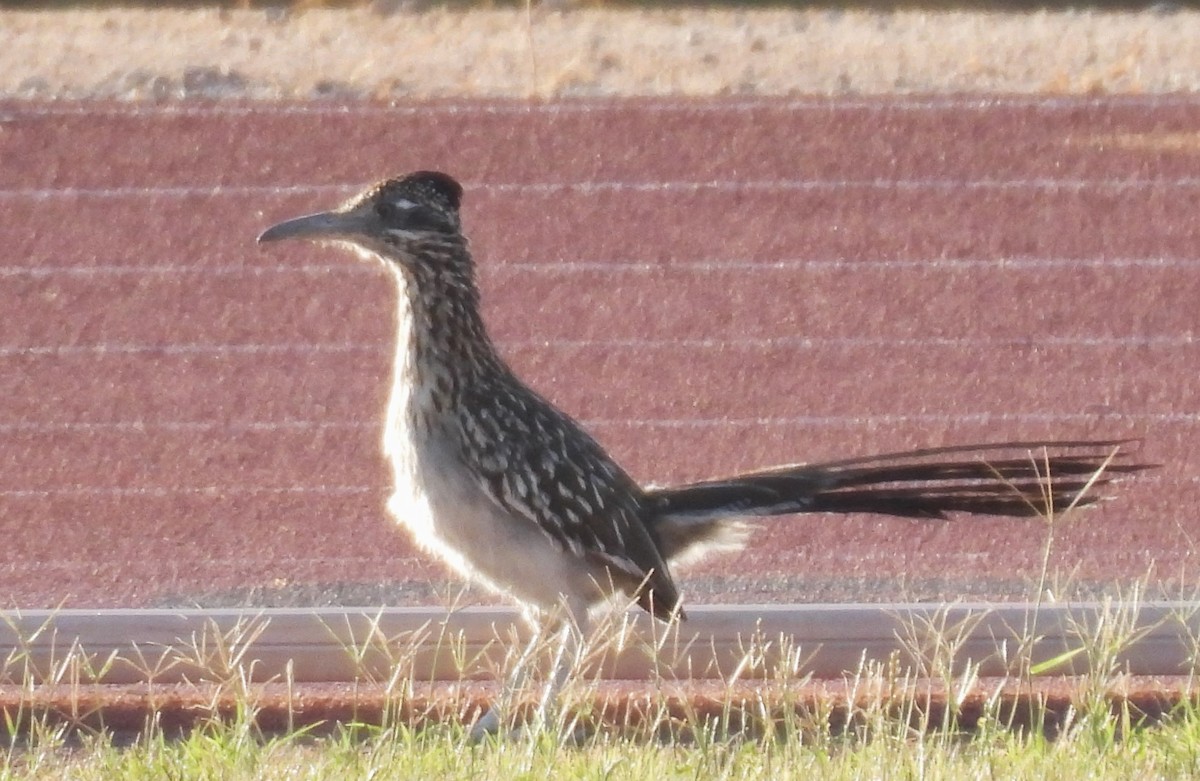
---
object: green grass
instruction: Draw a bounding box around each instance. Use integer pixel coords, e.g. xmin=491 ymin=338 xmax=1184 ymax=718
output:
xmin=2 ymin=594 xmax=1197 ymax=780
xmin=3 ymin=698 xmax=1200 ymax=780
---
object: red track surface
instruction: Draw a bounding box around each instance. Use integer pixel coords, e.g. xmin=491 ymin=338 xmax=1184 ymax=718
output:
xmin=5 ymin=678 xmax=1188 ymax=736
xmin=1 ymin=96 xmax=1197 ymax=609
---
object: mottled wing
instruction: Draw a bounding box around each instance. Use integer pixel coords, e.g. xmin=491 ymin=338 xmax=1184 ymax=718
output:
xmin=456 ymin=377 xmax=681 ymax=617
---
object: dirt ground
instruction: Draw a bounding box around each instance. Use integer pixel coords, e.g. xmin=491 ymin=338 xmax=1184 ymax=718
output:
xmin=1 ymin=7 xmax=1198 ymax=99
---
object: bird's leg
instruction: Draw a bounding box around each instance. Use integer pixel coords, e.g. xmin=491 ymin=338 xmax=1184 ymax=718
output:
xmin=469 ymin=603 xmax=590 ymax=741
xmin=469 ymin=622 xmax=543 ymax=740
xmin=531 ymin=613 xmax=589 ymax=735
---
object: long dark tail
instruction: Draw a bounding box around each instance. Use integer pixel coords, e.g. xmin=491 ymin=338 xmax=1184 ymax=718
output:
xmin=646 ymin=440 xmax=1151 ymax=562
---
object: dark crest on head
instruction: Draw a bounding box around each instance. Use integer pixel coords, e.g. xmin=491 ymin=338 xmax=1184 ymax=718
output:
xmin=353 ymin=170 xmax=466 ymax=238
xmin=397 ymin=171 xmax=463 ymax=211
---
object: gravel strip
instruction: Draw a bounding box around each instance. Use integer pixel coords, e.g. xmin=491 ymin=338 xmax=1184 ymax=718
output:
xmin=2 ymin=7 xmax=1199 ymax=100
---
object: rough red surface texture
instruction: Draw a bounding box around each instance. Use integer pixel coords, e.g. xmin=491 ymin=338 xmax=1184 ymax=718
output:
xmin=1 ymin=96 xmax=1197 ymax=609
xmin=1 ymin=677 xmax=1190 ymax=737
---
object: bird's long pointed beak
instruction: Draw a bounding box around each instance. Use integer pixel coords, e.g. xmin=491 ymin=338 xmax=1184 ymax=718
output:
xmin=257 ymin=210 xmax=364 ymax=244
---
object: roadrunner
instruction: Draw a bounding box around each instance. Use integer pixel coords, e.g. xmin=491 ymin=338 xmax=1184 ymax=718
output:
xmin=259 ymin=170 xmax=1145 ymax=737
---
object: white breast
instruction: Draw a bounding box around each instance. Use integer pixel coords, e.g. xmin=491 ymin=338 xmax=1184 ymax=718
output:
xmin=379 ymin=272 xmax=599 ymax=617
xmin=385 ymin=408 xmax=600 ymax=616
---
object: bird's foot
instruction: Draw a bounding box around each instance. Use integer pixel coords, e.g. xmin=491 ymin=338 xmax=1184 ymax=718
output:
xmin=467 ymin=706 xmax=503 ymax=742
xmin=468 ymin=705 xmax=591 ymax=744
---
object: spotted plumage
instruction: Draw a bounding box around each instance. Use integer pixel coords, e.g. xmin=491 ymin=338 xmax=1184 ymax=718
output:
xmin=258 ymin=170 xmax=1149 ymax=735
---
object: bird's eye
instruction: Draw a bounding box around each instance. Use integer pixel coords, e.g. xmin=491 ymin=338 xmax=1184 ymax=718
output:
xmin=375 ymin=201 xmax=399 ymax=221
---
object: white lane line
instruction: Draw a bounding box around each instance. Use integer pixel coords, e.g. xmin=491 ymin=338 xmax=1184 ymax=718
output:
xmin=5 ymin=94 xmax=1200 ymax=119
xmin=486 ymin=178 xmax=1200 ymax=193
xmin=0 ymin=420 xmax=374 ymax=433
xmin=0 ymin=183 xmax=351 ymax=200
xmin=0 ymin=557 xmax=420 ymax=572
xmin=0 ymin=485 xmax=376 ymax=498
xmin=3 ymin=176 xmax=1200 ymax=201
xmin=0 ymin=264 xmax=361 ymax=278
xmin=0 ymin=342 xmax=385 ymax=357
xmin=587 ymin=412 xmax=1200 ymax=428
xmin=503 ymin=336 xmax=1200 ymax=349
xmin=0 ymin=411 xmax=1193 ymax=436
xmin=1 ymin=335 xmax=1195 ymax=358
xmin=2 ymin=256 xmax=1197 ymax=277
xmin=0 ymin=471 xmax=1186 ymax=501
xmin=495 ymin=257 xmax=1200 ymax=272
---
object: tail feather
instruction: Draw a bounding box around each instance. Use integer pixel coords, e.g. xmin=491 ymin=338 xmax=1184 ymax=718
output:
xmin=647 ymin=440 xmax=1152 ymax=562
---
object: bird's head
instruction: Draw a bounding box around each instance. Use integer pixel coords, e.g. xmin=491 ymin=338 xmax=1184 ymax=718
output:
xmin=258 ymin=170 xmax=466 ymax=271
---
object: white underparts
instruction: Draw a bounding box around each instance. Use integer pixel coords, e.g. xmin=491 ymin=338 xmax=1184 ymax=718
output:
xmin=378 ymin=265 xmax=604 ymax=620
